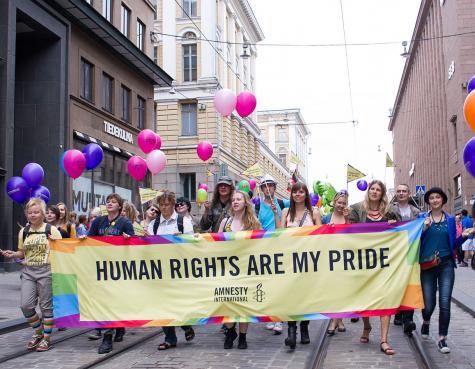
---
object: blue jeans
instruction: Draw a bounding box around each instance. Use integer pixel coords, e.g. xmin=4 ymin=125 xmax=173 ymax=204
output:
xmin=420 ymin=257 xmax=455 ymax=336
xmin=163 ymin=326 xmax=192 ymax=345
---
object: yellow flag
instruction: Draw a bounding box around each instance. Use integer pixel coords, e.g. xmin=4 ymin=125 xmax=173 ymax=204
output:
xmin=347 ymin=164 xmax=366 ymax=183
xmin=139 ymin=187 xmax=162 ymax=204
xmin=99 ymin=205 xmax=108 ymax=216
xmin=289 ymin=152 xmax=301 ymax=165
xmin=242 ymin=162 xmax=263 ymax=177
xmin=386 ymin=153 xmax=395 ymax=168
xmin=207 ymin=170 xmax=214 ymax=177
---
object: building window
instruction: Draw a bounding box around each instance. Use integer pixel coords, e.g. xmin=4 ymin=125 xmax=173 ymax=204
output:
xmin=278 ymin=127 xmax=286 ymax=142
xmin=136 ymin=19 xmax=145 ymax=51
xmin=183 ymin=44 xmax=197 ymax=82
xmin=103 ymin=0 xmax=112 ymax=22
xmin=102 ymin=73 xmax=113 ymax=113
xmin=454 ymin=175 xmax=462 ymax=197
xmin=121 ymin=85 xmax=131 ymax=123
xmin=153 ymin=46 xmax=158 ymax=64
xmin=182 ymin=0 xmax=197 ymax=17
xmin=181 ymin=103 xmax=197 ymax=136
xmin=279 ymin=154 xmax=286 ymax=165
xmin=181 ymin=173 xmax=196 ymax=201
xmin=80 ymin=58 xmax=93 ymax=102
xmin=137 ymin=95 xmax=145 ymax=129
xmin=121 ymin=3 xmax=131 ymax=37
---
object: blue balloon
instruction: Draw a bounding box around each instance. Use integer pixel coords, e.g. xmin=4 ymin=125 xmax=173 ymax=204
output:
xmin=357 ymin=180 xmax=368 ymax=191
xmin=59 ymin=151 xmax=68 ymax=174
xmin=6 ymin=176 xmax=30 ymax=203
xmin=22 ymin=163 xmax=44 ymax=187
xmin=82 ymin=143 xmax=104 ymax=170
xmin=463 ymin=137 xmax=475 ymax=178
xmin=468 ymin=76 xmax=475 ymax=94
xmin=31 ymin=185 xmax=50 ymax=203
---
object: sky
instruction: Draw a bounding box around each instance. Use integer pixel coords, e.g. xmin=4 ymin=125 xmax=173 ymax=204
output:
xmin=249 ymin=0 xmax=421 ymax=201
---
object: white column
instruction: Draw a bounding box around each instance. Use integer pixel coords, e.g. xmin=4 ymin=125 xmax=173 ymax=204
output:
xmin=200 ymin=0 xmax=217 ymax=80
xmin=268 ymin=124 xmax=276 ymax=152
xmin=228 ymin=16 xmax=236 ymax=93
xmin=162 ymin=0 xmax=177 ymax=79
xmin=236 ymin=28 xmax=244 ymax=93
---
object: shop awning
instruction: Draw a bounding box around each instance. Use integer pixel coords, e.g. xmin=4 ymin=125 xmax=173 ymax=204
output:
xmin=74 ymin=130 xmax=134 ymax=157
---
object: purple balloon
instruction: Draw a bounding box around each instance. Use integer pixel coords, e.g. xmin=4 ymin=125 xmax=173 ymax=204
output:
xmin=59 ymin=151 xmax=67 ymax=175
xmin=22 ymin=163 xmax=44 ymax=187
xmin=463 ymin=137 xmax=475 ymax=178
xmin=82 ymin=143 xmax=104 ymax=170
xmin=31 ymin=185 xmax=50 ymax=203
xmin=6 ymin=176 xmax=30 ymax=203
xmin=252 ymin=197 xmax=261 ymax=206
xmin=357 ymin=179 xmax=368 ymax=191
xmin=468 ymin=76 xmax=475 ymax=94
xmin=310 ymin=193 xmax=319 ymax=207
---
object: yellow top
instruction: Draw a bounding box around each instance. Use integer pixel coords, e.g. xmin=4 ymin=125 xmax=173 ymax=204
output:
xmin=59 ymin=223 xmax=77 ymax=238
xmin=18 ymin=223 xmax=62 ymax=266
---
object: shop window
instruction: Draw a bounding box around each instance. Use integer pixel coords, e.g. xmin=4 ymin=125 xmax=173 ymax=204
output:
xmin=183 ymin=44 xmax=197 ymax=82
xmin=454 ymin=175 xmax=462 ymax=197
xmin=153 ymin=46 xmax=158 ymax=64
xmin=103 ymin=0 xmax=112 ymax=22
xmin=80 ymin=58 xmax=93 ymax=102
xmin=182 ymin=0 xmax=197 ymax=17
xmin=102 ymin=73 xmax=113 ymax=113
xmin=136 ymin=19 xmax=145 ymax=51
xmin=137 ymin=95 xmax=145 ymax=129
xmin=121 ymin=84 xmax=131 ymax=123
xmin=121 ymin=3 xmax=131 ymax=38
xmin=181 ymin=103 xmax=197 ymax=136
xmin=181 ymin=173 xmax=196 ymax=201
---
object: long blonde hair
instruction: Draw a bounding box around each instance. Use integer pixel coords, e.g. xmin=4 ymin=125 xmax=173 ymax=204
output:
xmin=363 ymin=180 xmax=390 ymax=216
xmin=231 ymin=191 xmax=261 ymax=230
xmin=122 ymin=201 xmax=139 ymax=223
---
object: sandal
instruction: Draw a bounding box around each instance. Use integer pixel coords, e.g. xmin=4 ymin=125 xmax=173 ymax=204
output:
xmin=184 ymin=327 xmax=195 ymax=342
xmin=326 ymin=329 xmax=336 ymax=336
xmin=157 ymin=342 xmax=177 ymax=350
xmin=36 ymin=339 xmax=51 ymax=352
xmin=380 ymin=341 xmax=395 ymax=355
xmin=27 ymin=335 xmax=44 ymax=350
xmin=337 ymin=325 xmax=346 ymax=332
xmin=360 ymin=326 xmax=372 ymax=343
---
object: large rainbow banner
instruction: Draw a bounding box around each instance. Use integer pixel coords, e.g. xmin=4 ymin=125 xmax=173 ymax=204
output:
xmin=51 ymin=220 xmax=424 ymax=328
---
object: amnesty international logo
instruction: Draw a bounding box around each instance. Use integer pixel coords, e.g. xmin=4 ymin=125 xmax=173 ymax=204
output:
xmin=253 ymin=283 xmax=265 ymax=302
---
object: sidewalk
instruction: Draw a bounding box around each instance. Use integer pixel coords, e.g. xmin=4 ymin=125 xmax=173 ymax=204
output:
xmin=451 ymin=265 xmax=475 ymax=317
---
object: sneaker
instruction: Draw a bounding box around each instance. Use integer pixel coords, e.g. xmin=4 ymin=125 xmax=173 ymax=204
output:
xmin=421 ymin=323 xmax=429 ymax=339
xmin=273 ymin=322 xmax=283 ymax=335
xmin=460 ymin=261 xmax=468 ymax=267
xmin=265 ymin=322 xmax=275 ymax=330
xmin=437 ymin=339 xmax=450 ymax=353
xmin=36 ymin=339 xmax=51 ymax=352
xmin=114 ymin=328 xmax=125 ymax=342
xmin=224 ymin=328 xmax=237 ymax=349
xmin=403 ymin=321 xmax=416 ymax=336
xmin=27 ymin=334 xmax=44 ymax=350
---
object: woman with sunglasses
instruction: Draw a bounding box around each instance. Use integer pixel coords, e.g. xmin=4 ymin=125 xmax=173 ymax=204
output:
xmin=280 ymin=182 xmax=322 ymax=349
xmin=140 ymin=204 xmax=159 ymax=233
xmin=322 ymin=190 xmax=350 ymax=336
xmin=175 ymin=197 xmax=198 ymax=232
xmin=349 ymin=180 xmax=399 ymax=355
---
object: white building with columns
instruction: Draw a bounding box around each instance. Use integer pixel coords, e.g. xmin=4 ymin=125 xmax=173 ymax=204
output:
xmin=152 ymin=0 xmax=293 ymax=204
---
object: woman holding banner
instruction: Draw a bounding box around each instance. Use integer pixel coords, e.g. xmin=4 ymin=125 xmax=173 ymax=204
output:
xmin=200 ymin=176 xmax=234 ymax=233
xmin=322 ymin=190 xmax=350 ymax=336
xmin=418 ymin=187 xmax=461 ymax=354
xmin=349 ymin=180 xmax=399 ymax=355
xmin=280 ymin=182 xmax=321 ymax=349
xmin=219 ymin=190 xmax=262 ymax=350
xmin=1 ymin=198 xmax=62 ymax=352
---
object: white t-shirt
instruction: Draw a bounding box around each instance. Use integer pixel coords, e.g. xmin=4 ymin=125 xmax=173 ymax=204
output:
xmin=398 ymin=204 xmax=411 ymax=220
xmin=147 ymin=211 xmax=194 ymax=235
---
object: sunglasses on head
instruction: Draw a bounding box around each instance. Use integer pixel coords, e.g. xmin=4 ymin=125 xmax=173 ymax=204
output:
xmin=337 ymin=190 xmax=349 ymax=196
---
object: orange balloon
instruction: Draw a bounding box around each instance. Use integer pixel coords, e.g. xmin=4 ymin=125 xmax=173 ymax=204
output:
xmin=316 ymin=198 xmax=322 ymax=208
xmin=463 ymin=90 xmax=475 ymax=132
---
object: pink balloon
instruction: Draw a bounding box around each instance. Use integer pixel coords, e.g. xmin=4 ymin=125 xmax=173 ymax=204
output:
xmin=154 ymin=134 xmax=162 ymax=150
xmin=127 ymin=156 xmax=147 ymax=181
xmin=236 ymin=91 xmax=257 ymax=118
xmin=198 ymin=183 xmax=208 ymax=191
xmin=213 ymin=89 xmax=237 ymax=117
xmin=146 ymin=150 xmax=167 ymax=175
xmin=197 ymin=141 xmax=213 ymax=161
xmin=249 ymin=178 xmax=256 ymax=191
xmin=63 ymin=149 xmax=86 ymax=179
xmin=138 ymin=129 xmax=158 ymax=154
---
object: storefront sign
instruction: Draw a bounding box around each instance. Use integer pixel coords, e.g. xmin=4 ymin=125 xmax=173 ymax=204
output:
xmin=103 ymin=121 xmax=134 ymax=144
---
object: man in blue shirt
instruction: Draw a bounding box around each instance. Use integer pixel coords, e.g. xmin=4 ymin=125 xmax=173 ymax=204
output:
xmin=256 ymin=175 xmax=289 ymax=334
xmin=460 ymin=209 xmax=473 ymax=267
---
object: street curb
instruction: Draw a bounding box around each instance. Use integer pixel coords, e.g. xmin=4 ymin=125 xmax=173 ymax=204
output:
xmin=0 ymin=318 xmax=28 ymax=335
xmin=451 ymin=287 xmax=475 ymax=318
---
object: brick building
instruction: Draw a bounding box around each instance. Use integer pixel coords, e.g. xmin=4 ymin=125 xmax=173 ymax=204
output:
xmin=389 ymin=0 xmax=475 ymax=212
xmin=0 ymin=0 xmax=171 ymax=267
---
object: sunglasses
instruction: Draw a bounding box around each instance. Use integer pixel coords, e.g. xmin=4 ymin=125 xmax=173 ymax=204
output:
xmin=337 ymin=190 xmax=349 ymax=196
xmin=175 ymin=202 xmax=186 ymax=208
xmin=150 ymin=208 xmax=158 ymax=214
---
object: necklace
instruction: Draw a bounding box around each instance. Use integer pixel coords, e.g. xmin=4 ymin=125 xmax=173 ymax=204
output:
xmin=430 ymin=213 xmax=445 ymax=230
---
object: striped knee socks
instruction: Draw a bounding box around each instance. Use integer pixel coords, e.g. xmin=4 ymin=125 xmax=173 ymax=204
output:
xmin=42 ymin=316 xmax=54 ymax=342
xmin=25 ymin=312 xmax=43 ymax=336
